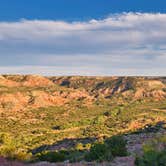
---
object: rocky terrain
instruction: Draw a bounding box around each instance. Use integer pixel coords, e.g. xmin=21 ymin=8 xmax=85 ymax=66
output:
xmin=0 ymin=75 xmax=166 ymax=165
xmin=1 ymin=75 xmax=166 ymax=113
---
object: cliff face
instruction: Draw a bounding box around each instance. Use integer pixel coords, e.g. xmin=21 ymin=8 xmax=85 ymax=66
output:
xmin=0 ymin=75 xmax=166 ymax=112
xmin=51 ymin=76 xmax=166 ymax=100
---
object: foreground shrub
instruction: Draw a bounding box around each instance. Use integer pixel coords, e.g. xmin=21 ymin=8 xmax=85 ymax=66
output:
xmin=85 ymin=143 xmax=113 ymax=162
xmin=135 ymin=150 xmax=166 ymax=166
xmin=136 ymin=136 xmax=166 ymax=166
xmin=106 ymin=135 xmax=127 ymax=157
xmin=35 ymin=136 xmax=127 ymax=163
xmin=36 ymin=151 xmax=65 ymax=162
xmin=66 ymin=150 xmax=85 ymax=163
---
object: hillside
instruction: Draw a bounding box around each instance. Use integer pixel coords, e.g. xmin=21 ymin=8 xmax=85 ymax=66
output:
xmin=0 ymin=75 xmax=166 ymax=165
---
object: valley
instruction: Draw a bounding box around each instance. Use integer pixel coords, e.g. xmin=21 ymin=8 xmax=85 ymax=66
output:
xmin=0 ymin=75 xmax=166 ymax=165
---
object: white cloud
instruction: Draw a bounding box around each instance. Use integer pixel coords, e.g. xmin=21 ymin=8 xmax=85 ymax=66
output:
xmin=0 ymin=13 xmax=166 ymax=75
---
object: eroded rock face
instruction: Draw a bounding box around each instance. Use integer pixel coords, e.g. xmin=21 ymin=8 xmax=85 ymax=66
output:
xmin=22 ymin=75 xmax=54 ymax=87
xmin=0 ymin=76 xmax=20 ymax=87
xmin=0 ymin=75 xmax=166 ymax=113
xmin=0 ymin=92 xmax=29 ymax=112
xmin=0 ymin=76 xmax=95 ymax=112
xmin=0 ymin=90 xmax=94 ymax=112
xmin=134 ymin=89 xmax=166 ymax=100
xmin=1 ymin=75 xmax=54 ymax=87
xmin=52 ymin=76 xmax=166 ymax=100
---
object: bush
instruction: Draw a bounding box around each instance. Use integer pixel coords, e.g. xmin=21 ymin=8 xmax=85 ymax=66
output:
xmin=36 ymin=151 xmax=65 ymax=162
xmin=136 ymin=136 xmax=166 ymax=166
xmin=66 ymin=150 xmax=85 ymax=163
xmin=106 ymin=136 xmax=127 ymax=157
xmin=85 ymin=135 xmax=127 ymax=162
xmin=85 ymin=143 xmax=112 ymax=162
xmin=135 ymin=150 xmax=166 ymax=166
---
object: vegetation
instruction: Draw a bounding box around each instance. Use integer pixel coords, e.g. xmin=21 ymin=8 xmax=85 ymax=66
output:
xmin=0 ymin=75 xmax=166 ymax=164
xmin=136 ymin=150 xmax=166 ymax=166
xmin=85 ymin=136 xmax=127 ymax=162
xmin=34 ymin=136 xmax=127 ymax=163
xmin=85 ymin=142 xmax=113 ymax=162
xmin=136 ymin=136 xmax=166 ymax=166
xmin=105 ymin=135 xmax=127 ymax=157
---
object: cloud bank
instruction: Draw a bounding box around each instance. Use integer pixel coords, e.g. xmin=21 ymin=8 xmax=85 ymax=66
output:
xmin=0 ymin=13 xmax=166 ymax=75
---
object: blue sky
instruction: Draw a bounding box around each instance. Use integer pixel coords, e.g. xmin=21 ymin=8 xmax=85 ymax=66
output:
xmin=1 ymin=0 xmax=166 ymax=21
xmin=0 ymin=0 xmax=166 ymax=75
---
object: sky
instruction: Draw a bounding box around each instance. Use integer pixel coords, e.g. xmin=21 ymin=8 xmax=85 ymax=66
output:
xmin=0 ymin=0 xmax=166 ymax=76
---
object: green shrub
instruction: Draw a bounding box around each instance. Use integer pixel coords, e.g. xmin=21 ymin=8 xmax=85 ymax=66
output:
xmin=67 ymin=150 xmax=85 ymax=163
xmin=36 ymin=151 xmax=66 ymax=162
xmin=135 ymin=150 xmax=166 ymax=166
xmin=85 ymin=142 xmax=112 ymax=162
xmin=106 ymin=136 xmax=127 ymax=157
xmin=158 ymin=150 xmax=166 ymax=166
xmin=136 ymin=136 xmax=166 ymax=166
